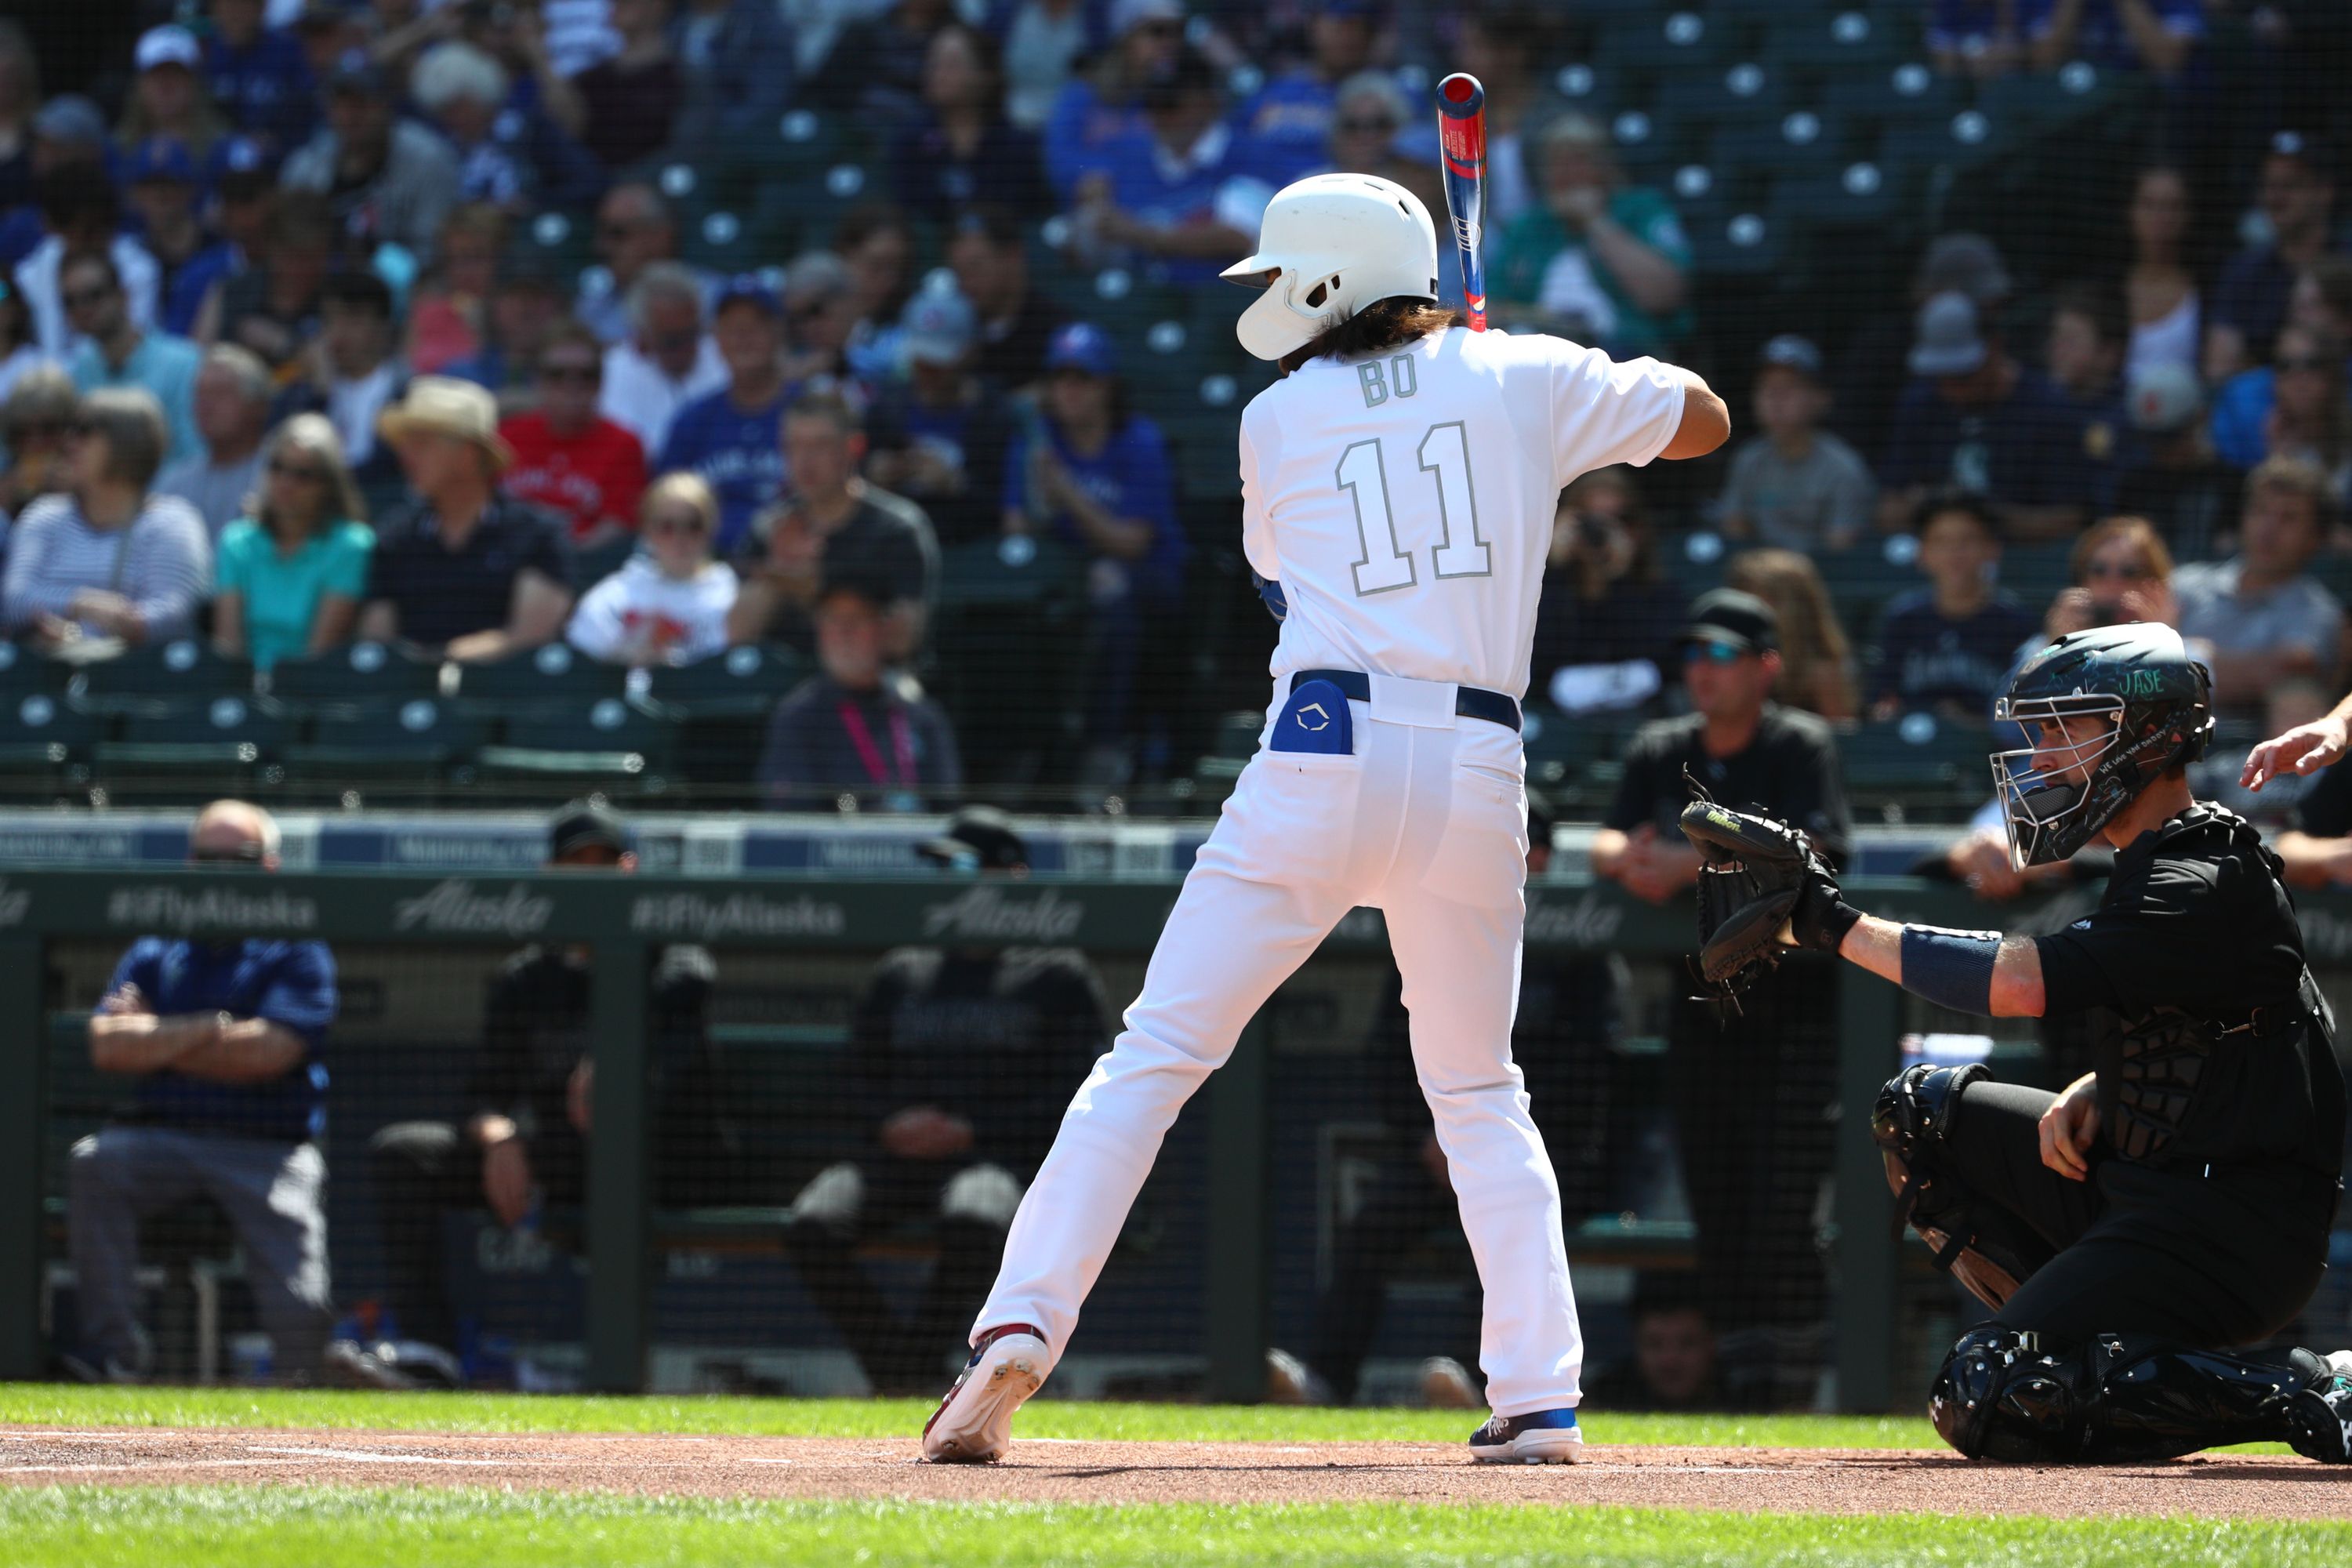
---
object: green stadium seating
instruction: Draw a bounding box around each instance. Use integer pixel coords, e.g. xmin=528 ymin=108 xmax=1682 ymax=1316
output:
xmin=476 ymin=698 xmax=678 ymax=793
xmin=0 ymin=691 xmax=96 ymax=798
xmin=74 ymin=639 xmax=254 ymax=718
xmin=1878 ymin=108 xmax=2007 ymax=180
xmin=283 ymin=700 xmax=492 ymax=793
xmin=1976 ymin=64 xmax=2126 ymax=137
xmin=1821 ymin=539 xmax=1927 ymax=630
xmin=1770 ymin=160 xmax=1900 ymax=233
xmin=92 ymin=696 xmax=291 ymax=796
xmin=0 ymin=641 xmax=67 ymax=702
xmin=2001 ymin=540 xmax=2077 ymax=618
xmin=266 ymin=642 xmax=443 ymax=713
xmin=1821 ymin=62 xmax=1962 ymax=129
xmin=1655 ymin=63 xmax=1788 ymax=131
xmin=1595 ymin=11 xmax=1731 ymax=77
xmin=453 ymin=643 xmax=631 ymax=714
xmin=1686 ymin=209 xmax=1782 ymax=281
xmin=1711 ymin=111 xmax=1850 ymax=183
xmin=1761 ymin=8 xmax=1902 ymax=76
xmin=641 ymin=644 xmax=809 ymax=719
xmin=1839 ymin=713 xmax=1997 ymax=817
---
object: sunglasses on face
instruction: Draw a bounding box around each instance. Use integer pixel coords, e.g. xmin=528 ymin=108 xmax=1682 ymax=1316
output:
xmin=190 ymin=841 xmax=266 ymax=865
xmin=269 ymin=456 xmax=327 ymax=483
xmin=596 ymin=221 xmax=644 ymax=241
xmin=646 ymin=513 xmax=706 ymax=536
xmin=1682 ymin=639 xmax=1747 ymax=665
xmin=2083 ymin=558 xmax=2151 ymax=580
xmin=788 ymin=301 xmax=832 ymax=325
xmin=62 ymin=285 xmax=114 ymax=310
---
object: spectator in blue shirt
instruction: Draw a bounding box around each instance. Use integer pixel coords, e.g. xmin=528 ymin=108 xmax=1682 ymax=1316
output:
xmin=65 ymin=801 xmax=342 ymax=1385
xmin=2213 ymin=259 xmax=2352 ymax=472
xmin=2019 ymin=0 xmax=2204 ymax=78
xmin=1878 ymin=291 xmax=2103 ymax=541
xmin=891 ymin=22 xmax=1049 ymax=220
xmin=1002 ymin=322 xmax=1183 ymax=769
xmin=658 ymin=276 xmax=793 ymax=554
xmin=1042 ymin=0 xmax=1184 ymax=199
xmin=121 ymin=138 xmax=238 ymax=341
xmin=205 ymin=0 xmax=318 ymax=159
xmin=2206 ymin=132 xmax=2339 ymax=384
xmin=668 ymin=0 xmax=797 ymax=155
xmin=1074 ymin=47 xmax=1266 ymax=287
xmin=1232 ymin=0 xmax=1382 ymax=187
xmin=1867 ymin=489 xmax=2037 ymax=720
xmin=866 ymin=285 xmax=1015 ymax=546
xmin=116 ymin=26 xmax=232 ymax=176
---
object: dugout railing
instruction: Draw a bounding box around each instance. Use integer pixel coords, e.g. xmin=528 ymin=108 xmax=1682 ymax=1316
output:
xmin=5 ymin=867 xmax=2344 ymax=1410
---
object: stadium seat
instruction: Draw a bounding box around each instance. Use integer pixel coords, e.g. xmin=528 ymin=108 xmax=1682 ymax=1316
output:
xmin=93 ymin=695 xmax=291 ymax=796
xmin=1709 ymin=111 xmax=1849 ymax=183
xmin=1839 ymin=713 xmax=1996 ymax=818
xmin=74 ymin=639 xmax=254 ymax=719
xmin=1821 ymin=62 xmax=1962 ymax=129
xmin=1519 ymin=706 xmax=1627 ymax=796
xmin=1770 ymin=160 xmax=1900 ymax=233
xmin=512 ymin=209 xmax=590 ymax=290
xmin=476 ymin=698 xmax=678 ymax=793
xmin=1878 ymin=109 xmax=2006 ymax=180
xmin=681 ymin=206 xmax=764 ymax=274
xmin=2001 ymin=540 xmax=2076 ymax=617
xmin=453 ymin=642 xmax=631 ymax=714
xmin=1549 ymin=60 xmax=1617 ymax=118
xmin=0 ymin=691 xmax=97 ymax=799
xmin=572 ymin=535 xmax=641 ymax=593
xmin=1761 ymin=8 xmax=1901 ymax=76
xmin=266 ymin=642 xmax=443 ymax=713
xmin=938 ymin=534 xmax=1084 ymax=612
xmin=1821 ymin=537 xmax=1926 ymax=631
xmin=1976 ymin=64 xmax=2125 ymax=137
xmin=1654 ymin=63 xmax=1788 ymax=131
xmin=1595 ymin=11 xmax=1729 ymax=77
xmin=1686 ymin=209 xmax=1781 ymax=281
xmin=283 ymin=700 xmax=492 ymax=797
xmin=754 ymin=161 xmax=882 ymax=253
xmin=1130 ymin=318 xmax=1217 ymax=423
xmin=642 ymin=644 xmax=808 ymax=718
xmin=0 ymin=640 xmax=66 ymax=702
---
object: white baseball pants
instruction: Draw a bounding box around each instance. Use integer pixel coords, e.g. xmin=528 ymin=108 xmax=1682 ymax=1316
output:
xmin=973 ymin=673 xmax=1583 ymax=1416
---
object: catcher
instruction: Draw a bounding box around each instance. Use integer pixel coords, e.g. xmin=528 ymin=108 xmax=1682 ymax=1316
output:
xmin=1683 ymin=622 xmax=2352 ymax=1463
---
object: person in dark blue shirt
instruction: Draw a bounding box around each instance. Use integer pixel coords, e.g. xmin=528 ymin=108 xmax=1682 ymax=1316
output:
xmin=1001 ymin=322 xmax=1184 ymax=772
xmin=120 ymin=138 xmax=239 ymax=341
xmin=2209 ymin=132 xmax=2340 ymax=383
xmin=65 ymin=801 xmax=342 ymax=1385
xmin=1075 ymin=47 xmax=1265 ymax=287
xmin=204 ymin=0 xmax=318 ymax=161
xmin=1230 ymin=0 xmax=1381 ymax=188
xmin=1879 ymin=292 xmax=2103 ymax=541
xmin=890 ymin=22 xmax=1049 ymax=220
xmin=1868 ymin=490 xmax=2038 ymax=720
xmin=1041 ymin=0 xmax=1184 ymax=199
xmin=656 ymin=276 xmax=795 ymax=554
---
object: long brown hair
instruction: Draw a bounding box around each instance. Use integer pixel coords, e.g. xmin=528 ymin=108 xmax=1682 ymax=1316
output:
xmin=1279 ymin=298 xmax=1463 ymax=375
xmin=1726 ymin=548 xmax=1859 ymax=721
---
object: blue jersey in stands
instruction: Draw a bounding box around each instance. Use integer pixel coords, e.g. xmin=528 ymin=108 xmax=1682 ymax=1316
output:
xmin=1003 ymin=413 xmax=1185 ymax=602
xmin=99 ymin=936 xmax=337 ymax=1145
xmin=656 ymin=384 xmax=793 ymax=554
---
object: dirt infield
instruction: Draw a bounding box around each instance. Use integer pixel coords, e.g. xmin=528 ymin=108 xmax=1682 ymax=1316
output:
xmin=2 ymin=1426 xmax=2348 ymax=1519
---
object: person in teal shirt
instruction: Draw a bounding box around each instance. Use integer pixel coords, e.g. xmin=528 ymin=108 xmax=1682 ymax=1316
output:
xmin=1490 ymin=114 xmax=1692 ymax=360
xmin=60 ymin=252 xmax=204 ymax=466
xmin=212 ymin=412 xmax=374 ymax=670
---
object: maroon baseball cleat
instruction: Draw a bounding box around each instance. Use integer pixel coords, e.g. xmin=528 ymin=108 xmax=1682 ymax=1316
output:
xmin=920 ymin=1324 xmax=1048 ymax=1463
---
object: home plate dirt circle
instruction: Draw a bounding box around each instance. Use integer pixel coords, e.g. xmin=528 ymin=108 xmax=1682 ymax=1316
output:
xmin=2 ymin=1428 xmax=2347 ymax=1519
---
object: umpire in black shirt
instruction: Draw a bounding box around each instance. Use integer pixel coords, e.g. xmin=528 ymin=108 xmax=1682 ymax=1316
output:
xmin=1781 ymin=622 xmax=2352 ymax=1462
xmin=1592 ymin=588 xmax=1851 ymax=1406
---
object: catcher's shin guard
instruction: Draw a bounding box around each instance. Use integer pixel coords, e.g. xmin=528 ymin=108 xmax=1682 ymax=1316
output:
xmin=1872 ymin=1064 xmax=2044 ymax=1310
xmin=1932 ymin=1324 xmax=2327 ymax=1462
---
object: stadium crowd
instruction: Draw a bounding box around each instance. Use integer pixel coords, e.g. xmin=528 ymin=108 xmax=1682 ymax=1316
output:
xmin=15 ymin=0 xmax=2352 ymax=1404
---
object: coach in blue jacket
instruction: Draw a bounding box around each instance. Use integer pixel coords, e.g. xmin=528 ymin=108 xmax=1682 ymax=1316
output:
xmin=65 ymin=800 xmax=339 ymax=1383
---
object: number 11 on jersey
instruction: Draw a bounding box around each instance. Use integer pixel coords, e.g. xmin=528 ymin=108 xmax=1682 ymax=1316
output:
xmin=1338 ymin=422 xmax=1490 ymax=596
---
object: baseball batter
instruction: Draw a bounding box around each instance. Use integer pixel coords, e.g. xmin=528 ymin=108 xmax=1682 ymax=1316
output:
xmin=922 ymin=172 xmax=1729 ymax=1464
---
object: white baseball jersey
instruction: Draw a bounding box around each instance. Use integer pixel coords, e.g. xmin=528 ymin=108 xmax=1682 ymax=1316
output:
xmin=1239 ymin=326 xmax=1686 ymax=699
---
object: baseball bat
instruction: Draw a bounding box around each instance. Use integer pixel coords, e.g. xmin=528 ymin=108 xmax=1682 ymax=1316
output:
xmin=1434 ymin=71 xmax=1489 ymax=332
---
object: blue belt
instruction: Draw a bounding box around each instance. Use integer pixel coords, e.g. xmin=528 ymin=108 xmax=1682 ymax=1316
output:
xmin=1288 ymin=669 xmax=1522 ymax=732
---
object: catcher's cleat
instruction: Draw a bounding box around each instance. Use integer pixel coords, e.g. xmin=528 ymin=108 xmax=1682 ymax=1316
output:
xmin=921 ymin=1323 xmax=1047 ymax=1463
xmin=1467 ymin=1406 xmax=1584 ymax=1465
xmin=2287 ymin=1361 xmax=2352 ymax=1464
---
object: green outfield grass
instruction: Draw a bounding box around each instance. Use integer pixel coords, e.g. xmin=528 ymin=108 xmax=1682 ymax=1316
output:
xmin=0 ymin=1383 xmax=1937 ymax=1448
xmin=5 ymin=1488 xmax=2350 ymax=1568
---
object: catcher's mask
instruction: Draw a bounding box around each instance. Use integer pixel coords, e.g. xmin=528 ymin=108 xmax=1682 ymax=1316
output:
xmin=1991 ymin=624 xmax=2212 ymax=869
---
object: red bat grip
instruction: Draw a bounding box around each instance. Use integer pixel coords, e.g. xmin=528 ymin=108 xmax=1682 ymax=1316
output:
xmin=1435 ymin=73 xmax=1488 ymax=331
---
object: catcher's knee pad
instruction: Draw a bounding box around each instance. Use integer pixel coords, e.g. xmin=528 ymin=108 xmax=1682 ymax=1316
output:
xmin=1931 ymin=1325 xmax=2319 ymax=1463
xmin=1872 ymin=1065 xmax=2036 ymax=1310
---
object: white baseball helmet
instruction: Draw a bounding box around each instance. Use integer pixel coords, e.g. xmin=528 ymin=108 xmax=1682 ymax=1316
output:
xmin=1220 ymin=172 xmax=1441 ymax=362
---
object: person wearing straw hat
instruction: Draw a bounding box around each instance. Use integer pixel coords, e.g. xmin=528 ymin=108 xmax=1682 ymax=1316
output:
xmin=358 ymin=375 xmax=573 ymax=662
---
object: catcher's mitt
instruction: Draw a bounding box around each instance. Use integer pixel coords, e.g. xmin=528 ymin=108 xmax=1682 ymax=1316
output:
xmin=1678 ymin=781 xmax=1835 ymax=999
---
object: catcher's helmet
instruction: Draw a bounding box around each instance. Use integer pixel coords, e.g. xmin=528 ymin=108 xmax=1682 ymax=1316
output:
xmin=1220 ymin=172 xmax=1439 ymax=361
xmin=1991 ymin=622 xmax=2213 ymax=869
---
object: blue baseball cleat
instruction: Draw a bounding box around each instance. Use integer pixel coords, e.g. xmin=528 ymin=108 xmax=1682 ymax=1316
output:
xmin=1467 ymin=1406 xmax=1585 ymax=1465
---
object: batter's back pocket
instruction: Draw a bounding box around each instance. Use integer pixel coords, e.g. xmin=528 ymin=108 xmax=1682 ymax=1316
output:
xmin=1270 ymin=678 xmax=1355 ymax=756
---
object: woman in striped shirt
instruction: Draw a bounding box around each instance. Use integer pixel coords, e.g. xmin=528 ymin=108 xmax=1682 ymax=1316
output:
xmin=1 ymin=386 xmax=211 ymax=650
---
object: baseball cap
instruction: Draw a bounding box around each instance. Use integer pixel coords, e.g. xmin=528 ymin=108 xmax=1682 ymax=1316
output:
xmin=900 ymin=286 xmax=977 ymax=367
xmin=917 ymin=805 xmax=1030 ymax=873
xmin=2126 ymin=361 xmax=2203 ymax=434
xmin=714 ymin=274 xmax=783 ymax=318
xmin=548 ymin=799 xmax=629 ymax=861
xmin=2270 ymin=129 xmax=2335 ymax=176
xmin=1756 ymin=333 xmax=1823 ymax=379
xmin=1046 ymin=321 xmax=1119 ymax=377
xmin=1915 ymin=232 xmax=2011 ymax=306
xmin=31 ymin=96 xmax=107 ymax=150
xmin=782 ymin=249 xmax=855 ymax=304
xmin=135 ymin=25 xmax=202 ymax=74
xmin=1682 ymin=588 xmax=1779 ymax=655
xmin=1908 ymin=290 xmax=1988 ymax=379
xmin=124 ymin=136 xmax=198 ymax=187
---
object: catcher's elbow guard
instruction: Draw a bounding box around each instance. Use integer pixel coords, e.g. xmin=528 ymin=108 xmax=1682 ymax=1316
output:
xmin=1898 ymin=925 xmax=2002 ymax=1015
